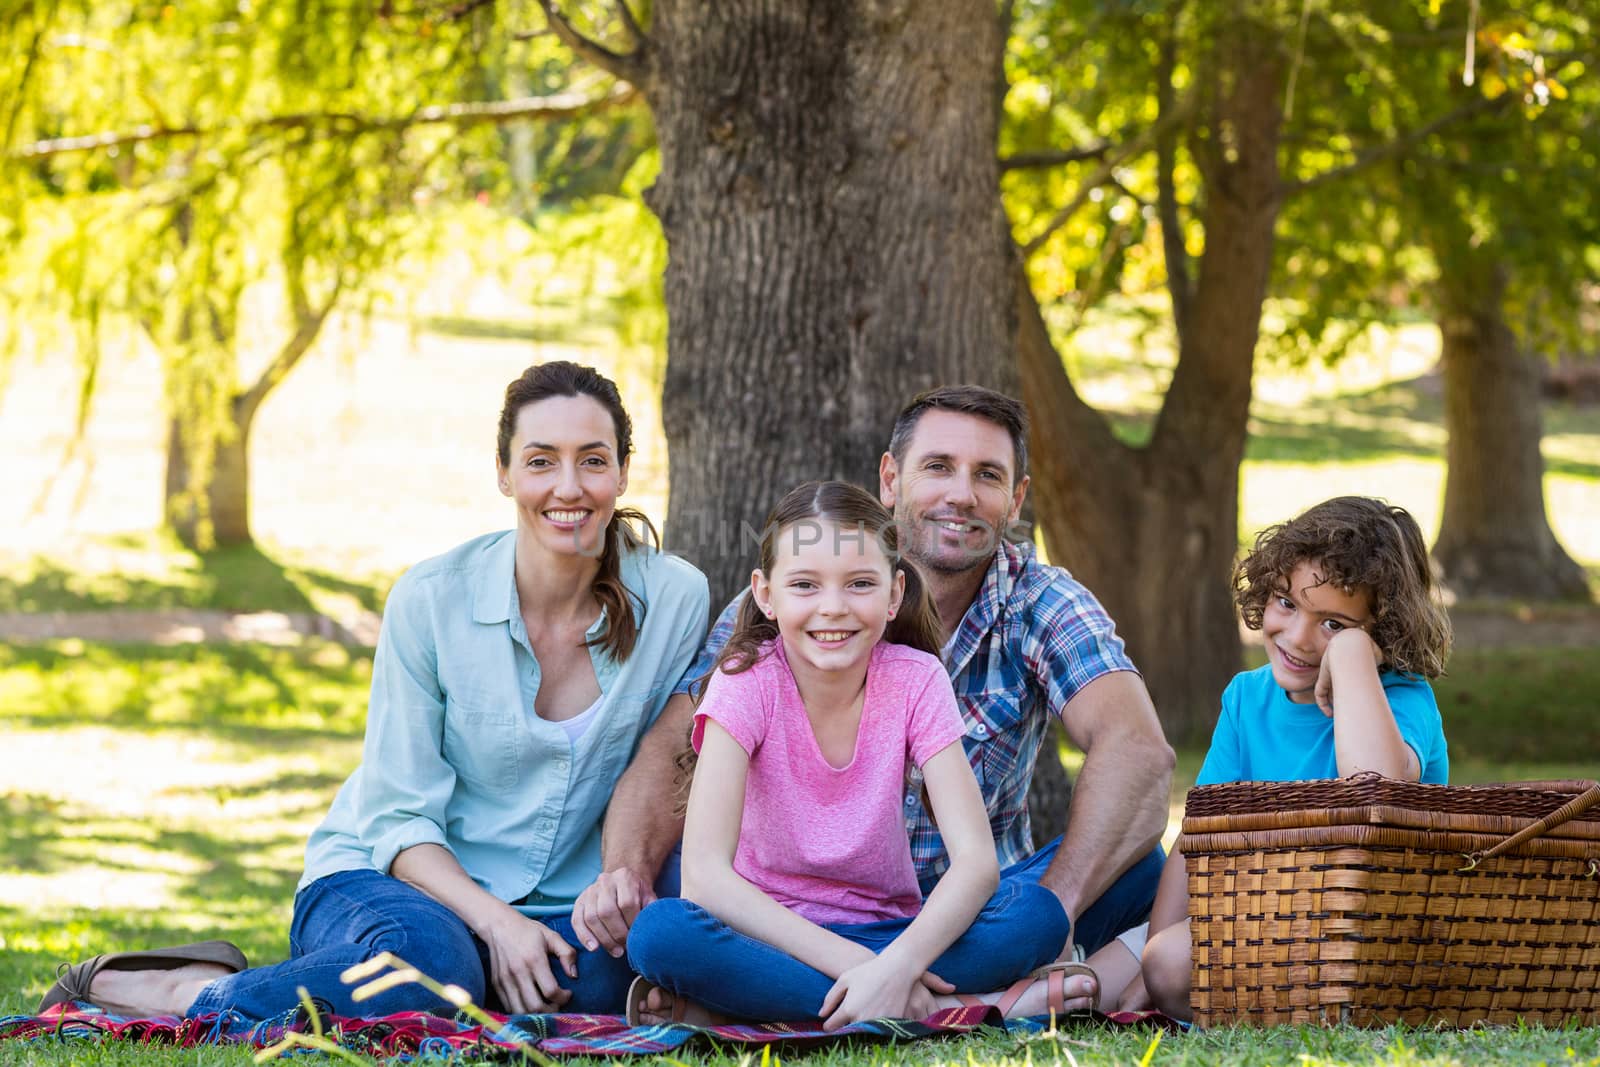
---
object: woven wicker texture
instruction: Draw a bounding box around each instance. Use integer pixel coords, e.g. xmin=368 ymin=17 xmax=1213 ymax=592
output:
xmin=1178 ymin=776 xmax=1600 ymax=1027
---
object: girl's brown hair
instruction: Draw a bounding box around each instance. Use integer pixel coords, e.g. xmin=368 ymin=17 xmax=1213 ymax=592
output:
xmin=496 ymin=361 xmax=656 ymax=662
xmin=674 ymin=481 xmax=945 ymax=808
xmin=1235 ymin=496 xmax=1452 ymax=678
xmin=711 ymin=480 xmax=943 ymax=679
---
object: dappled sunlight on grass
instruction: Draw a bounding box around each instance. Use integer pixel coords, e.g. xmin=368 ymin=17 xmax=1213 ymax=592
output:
xmin=0 ymin=641 xmax=372 ymax=737
xmin=0 ymin=531 xmax=393 ymax=620
xmin=0 ymin=642 xmax=369 ymax=1017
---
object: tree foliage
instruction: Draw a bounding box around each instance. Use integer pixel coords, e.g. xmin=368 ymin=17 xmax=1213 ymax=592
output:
xmin=1 ymin=0 xmax=640 ymax=546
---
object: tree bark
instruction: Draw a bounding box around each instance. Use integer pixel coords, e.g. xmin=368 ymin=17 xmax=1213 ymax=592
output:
xmin=647 ymin=0 xmax=1017 ymax=604
xmin=162 ymin=297 xmax=332 ymax=550
xmin=1019 ymin=23 xmax=1284 ymax=745
xmin=1432 ymin=263 xmax=1589 ymax=601
xmin=165 ymin=401 xmax=252 ymax=548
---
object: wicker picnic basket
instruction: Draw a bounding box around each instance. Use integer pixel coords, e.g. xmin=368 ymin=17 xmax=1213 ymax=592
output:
xmin=1176 ymin=775 xmax=1600 ymax=1027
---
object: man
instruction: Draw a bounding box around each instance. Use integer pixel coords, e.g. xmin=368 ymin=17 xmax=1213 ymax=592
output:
xmin=573 ymin=386 xmax=1175 ymax=1010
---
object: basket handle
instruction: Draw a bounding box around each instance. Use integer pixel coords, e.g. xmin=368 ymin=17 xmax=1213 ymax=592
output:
xmin=1458 ymin=781 xmax=1600 ymax=872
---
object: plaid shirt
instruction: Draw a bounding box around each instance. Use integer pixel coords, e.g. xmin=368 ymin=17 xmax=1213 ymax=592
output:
xmin=674 ymin=540 xmax=1137 ymax=884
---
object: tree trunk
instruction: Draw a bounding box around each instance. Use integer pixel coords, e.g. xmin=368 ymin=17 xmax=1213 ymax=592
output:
xmin=648 ymin=0 xmax=1017 ymax=604
xmin=1028 ymin=723 xmax=1075 ymax=851
xmin=165 ymin=396 xmax=253 ymax=549
xmin=1433 ymin=264 xmax=1589 ymax=601
xmin=1019 ymin=23 xmax=1284 ymax=745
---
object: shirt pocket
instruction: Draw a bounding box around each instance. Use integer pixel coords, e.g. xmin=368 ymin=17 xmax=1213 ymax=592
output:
xmin=967 ymin=684 xmax=1026 ymax=791
xmin=441 ymin=695 xmax=520 ymax=790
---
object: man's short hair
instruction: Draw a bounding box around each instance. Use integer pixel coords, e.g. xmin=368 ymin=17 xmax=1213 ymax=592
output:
xmin=888 ymin=385 xmax=1030 ymax=481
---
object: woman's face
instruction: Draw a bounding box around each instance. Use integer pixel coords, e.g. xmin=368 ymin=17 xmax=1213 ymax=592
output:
xmin=498 ymin=394 xmax=629 ymax=559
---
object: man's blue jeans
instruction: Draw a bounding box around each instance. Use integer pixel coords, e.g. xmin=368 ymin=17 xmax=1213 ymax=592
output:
xmin=185 ymin=869 xmax=635 ymax=1020
xmin=989 ymin=836 xmax=1166 ymax=956
xmin=626 ymin=878 xmax=1069 ymax=1022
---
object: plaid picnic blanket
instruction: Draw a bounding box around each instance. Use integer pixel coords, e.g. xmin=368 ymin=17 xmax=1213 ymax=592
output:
xmin=1 ymin=1002 xmax=1177 ymax=1059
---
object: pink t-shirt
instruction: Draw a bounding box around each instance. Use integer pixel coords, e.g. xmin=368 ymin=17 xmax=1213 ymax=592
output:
xmin=691 ymin=639 xmax=965 ymax=926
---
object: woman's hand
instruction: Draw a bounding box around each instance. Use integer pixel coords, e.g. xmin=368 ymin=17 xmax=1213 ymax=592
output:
xmin=818 ymin=955 xmax=930 ymax=1030
xmin=1314 ymin=627 xmax=1384 ymax=718
xmin=480 ymin=912 xmax=578 ymax=1013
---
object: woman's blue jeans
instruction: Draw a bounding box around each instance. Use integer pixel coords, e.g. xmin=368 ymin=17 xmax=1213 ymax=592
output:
xmin=185 ymin=869 xmax=635 ymax=1020
xmin=626 ymin=879 xmax=1069 ymax=1022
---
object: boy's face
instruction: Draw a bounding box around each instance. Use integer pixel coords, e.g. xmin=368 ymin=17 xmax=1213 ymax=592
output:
xmin=1261 ymin=559 xmax=1375 ymax=703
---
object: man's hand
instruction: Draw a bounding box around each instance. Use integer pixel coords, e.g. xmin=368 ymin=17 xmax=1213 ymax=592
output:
xmin=571 ymin=867 xmax=656 ymax=957
xmin=481 ymin=913 xmax=577 ymax=1014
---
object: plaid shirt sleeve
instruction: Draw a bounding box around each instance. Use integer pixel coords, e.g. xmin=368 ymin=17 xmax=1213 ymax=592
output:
xmin=1020 ymin=572 xmax=1139 ymax=720
xmin=671 ymin=589 xmax=746 ymax=698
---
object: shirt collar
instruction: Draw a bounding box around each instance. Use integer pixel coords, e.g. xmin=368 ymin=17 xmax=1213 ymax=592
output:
xmin=942 ymin=540 xmax=1029 ymax=676
xmin=471 ymin=531 xmax=519 ymax=624
xmin=472 ymin=531 xmax=622 ymax=646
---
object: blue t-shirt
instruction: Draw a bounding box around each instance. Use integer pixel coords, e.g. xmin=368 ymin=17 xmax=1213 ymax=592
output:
xmin=1195 ymin=663 xmax=1448 ymax=786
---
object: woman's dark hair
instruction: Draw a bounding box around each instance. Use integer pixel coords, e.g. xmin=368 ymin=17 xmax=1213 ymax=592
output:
xmin=497 ymin=361 xmax=656 ymax=662
xmin=1235 ymin=496 xmax=1452 ymax=678
xmin=674 ymin=481 xmax=945 ymax=809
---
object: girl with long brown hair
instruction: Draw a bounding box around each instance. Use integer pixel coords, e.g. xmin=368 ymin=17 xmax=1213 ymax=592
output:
xmin=625 ymin=481 xmax=1068 ymax=1027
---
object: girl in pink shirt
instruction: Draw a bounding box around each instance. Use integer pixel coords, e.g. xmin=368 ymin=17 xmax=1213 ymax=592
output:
xmin=627 ymin=482 xmax=1070 ymax=1026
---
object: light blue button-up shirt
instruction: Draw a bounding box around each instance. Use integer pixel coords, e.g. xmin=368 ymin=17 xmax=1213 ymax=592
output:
xmin=300 ymin=530 xmax=709 ymax=916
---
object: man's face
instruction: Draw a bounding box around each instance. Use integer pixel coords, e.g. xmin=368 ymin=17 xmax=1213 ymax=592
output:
xmin=879 ymin=409 xmax=1028 ymax=576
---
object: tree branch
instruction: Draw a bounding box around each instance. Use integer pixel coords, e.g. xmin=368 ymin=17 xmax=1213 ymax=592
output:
xmin=3 ymin=2 xmax=54 ymax=150
xmin=994 ymin=0 xmax=1019 ymax=129
xmin=537 ymin=0 xmax=650 ymax=89
xmin=1156 ymin=25 xmax=1191 ymax=344
xmin=13 ymin=84 xmax=638 ymax=160
xmin=1000 ymin=140 xmax=1116 ymax=171
xmin=238 ymin=277 xmax=343 ymax=430
xmin=615 ymin=0 xmax=647 ymax=49
xmin=1019 ymin=107 xmax=1180 ymax=259
xmin=1283 ymin=92 xmax=1511 ymax=197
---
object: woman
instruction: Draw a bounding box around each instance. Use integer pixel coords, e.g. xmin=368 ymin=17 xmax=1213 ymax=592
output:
xmin=40 ymin=361 xmax=710 ymax=1019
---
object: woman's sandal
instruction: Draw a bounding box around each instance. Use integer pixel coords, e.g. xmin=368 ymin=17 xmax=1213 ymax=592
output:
xmin=958 ymin=961 xmax=1099 ymax=1018
xmin=38 ymin=940 xmax=248 ymax=1013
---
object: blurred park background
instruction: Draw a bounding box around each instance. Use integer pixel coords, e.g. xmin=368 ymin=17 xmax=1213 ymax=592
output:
xmin=2 ymin=0 xmax=1598 ymax=1057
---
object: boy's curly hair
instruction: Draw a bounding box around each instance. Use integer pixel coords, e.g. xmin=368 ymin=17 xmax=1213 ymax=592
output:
xmin=1235 ymin=496 xmax=1452 ymax=678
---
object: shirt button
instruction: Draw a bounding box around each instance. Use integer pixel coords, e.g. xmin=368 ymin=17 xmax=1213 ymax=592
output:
xmin=905 ymin=794 xmax=917 ymax=807
xmin=974 ymin=724 xmax=989 ymax=738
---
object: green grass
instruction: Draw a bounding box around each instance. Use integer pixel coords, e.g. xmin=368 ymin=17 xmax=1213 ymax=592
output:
xmin=0 ymin=531 xmax=393 ymax=619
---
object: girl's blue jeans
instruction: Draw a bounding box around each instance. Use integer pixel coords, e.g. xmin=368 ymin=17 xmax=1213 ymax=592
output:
xmin=185 ymin=868 xmax=637 ymax=1020
xmin=626 ymin=878 xmax=1069 ymax=1022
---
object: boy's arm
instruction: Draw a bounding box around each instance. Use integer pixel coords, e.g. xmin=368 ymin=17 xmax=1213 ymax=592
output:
xmin=1147 ymin=842 xmax=1189 ymax=935
xmin=1317 ymin=629 xmax=1419 ymax=781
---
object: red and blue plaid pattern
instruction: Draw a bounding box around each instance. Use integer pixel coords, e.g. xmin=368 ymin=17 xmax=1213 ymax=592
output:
xmin=908 ymin=540 xmax=1136 ymax=882
xmin=4 ymin=1003 xmax=1175 ymax=1059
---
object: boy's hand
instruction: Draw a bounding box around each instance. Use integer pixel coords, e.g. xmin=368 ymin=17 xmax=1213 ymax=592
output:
xmin=1314 ymin=628 xmax=1384 ymax=718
